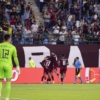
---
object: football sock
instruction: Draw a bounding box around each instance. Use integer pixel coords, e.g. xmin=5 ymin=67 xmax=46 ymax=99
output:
xmin=44 ymin=77 xmax=46 ymax=80
xmin=51 ymin=76 xmax=54 ymax=81
xmin=6 ymin=98 xmax=9 ymax=100
xmin=61 ymin=78 xmax=63 ymax=82
xmin=41 ymin=76 xmax=44 ymax=81
xmin=0 ymin=82 xmax=2 ymax=95
xmin=57 ymin=73 xmax=59 ymax=76
xmin=79 ymin=77 xmax=83 ymax=83
xmin=6 ymin=82 xmax=11 ymax=98
xmin=74 ymin=77 xmax=77 ymax=83
xmin=47 ymin=78 xmax=51 ymax=81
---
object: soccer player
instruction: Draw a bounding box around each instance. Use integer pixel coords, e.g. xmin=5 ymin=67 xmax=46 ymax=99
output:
xmin=40 ymin=57 xmax=48 ymax=83
xmin=73 ymin=57 xmax=83 ymax=84
xmin=50 ymin=52 xmax=60 ymax=83
xmin=0 ymin=34 xmax=20 ymax=100
xmin=40 ymin=56 xmax=52 ymax=84
xmin=58 ymin=54 xmax=69 ymax=84
xmin=29 ymin=57 xmax=36 ymax=68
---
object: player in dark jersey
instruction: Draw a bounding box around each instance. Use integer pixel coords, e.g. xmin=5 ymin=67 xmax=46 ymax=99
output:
xmin=50 ymin=52 xmax=60 ymax=83
xmin=40 ymin=56 xmax=51 ymax=84
xmin=40 ymin=56 xmax=52 ymax=83
xmin=58 ymin=54 xmax=69 ymax=84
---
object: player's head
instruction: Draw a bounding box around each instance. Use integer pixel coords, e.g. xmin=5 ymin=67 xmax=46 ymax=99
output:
xmin=61 ymin=54 xmax=65 ymax=58
xmin=4 ymin=34 xmax=11 ymax=43
xmin=76 ymin=57 xmax=79 ymax=60
xmin=29 ymin=57 xmax=31 ymax=60
xmin=44 ymin=56 xmax=49 ymax=60
xmin=51 ymin=51 xmax=56 ymax=56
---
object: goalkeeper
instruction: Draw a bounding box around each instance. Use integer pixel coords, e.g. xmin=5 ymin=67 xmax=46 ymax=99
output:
xmin=0 ymin=34 xmax=20 ymax=100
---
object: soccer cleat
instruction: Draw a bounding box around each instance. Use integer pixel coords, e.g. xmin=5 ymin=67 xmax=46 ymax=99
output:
xmin=61 ymin=82 xmax=64 ymax=85
xmin=74 ymin=82 xmax=76 ymax=84
xmin=81 ymin=82 xmax=84 ymax=84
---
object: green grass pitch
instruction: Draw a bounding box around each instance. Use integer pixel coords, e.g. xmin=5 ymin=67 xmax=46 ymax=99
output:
xmin=1 ymin=84 xmax=100 ymax=100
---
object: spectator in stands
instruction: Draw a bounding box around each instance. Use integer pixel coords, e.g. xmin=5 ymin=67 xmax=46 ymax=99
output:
xmin=12 ymin=34 xmax=19 ymax=44
xmin=0 ymin=0 xmax=100 ymax=44
xmin=3 ymin=18 xmax=9 ymax=34
xmin=31 ymin=21 xmax=39 ymax=33
xmin=44 ymin=10 xmax=51 ymax=28
xmin=53 ymin=24 xmax=60 ymax=35
xmin=10 ymin=15 xmax=16 ymax=31
xmin=73 ymin=30 xmax=80 ymax=45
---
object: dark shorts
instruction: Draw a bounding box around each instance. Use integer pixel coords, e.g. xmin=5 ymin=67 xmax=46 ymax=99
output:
xmin=53 ymin=66 xmax=57 ymax=70
xmin=60 ymin=68 xmax=67 ymax=74
xmin=48 ymin=67 xmax=53 ymax=73
xmin=75 ymin=68 xmax=80 ymax=75
xmin=44 ymin=68 xmax=48 ymax=74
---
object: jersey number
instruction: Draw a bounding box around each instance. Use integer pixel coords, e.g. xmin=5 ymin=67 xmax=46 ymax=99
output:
xmin=62 ymin=60 xmax=66 ymax=66
xmin=2 ymin=49 xmax=9 ymax=59
xmin=46 ymin=61 xmax=51 ymax=66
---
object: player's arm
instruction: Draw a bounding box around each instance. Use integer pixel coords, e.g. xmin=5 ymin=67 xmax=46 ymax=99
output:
xmin=13 ymin=46 xmax=20 ymax=74
xmin=57 ymin=59 xmax=61 ymax=66
xmin=44 ymin=63 xmax=48 ymax=69
xmin=80 ymin=65 xmax=82 ymax=69
xmin=73 ymin=58 xmax=76 ymax=67
xmin=66 ymin=62 xmax=69 ymax=66
xmin=53 ymin=57 xmax=57 ymax=66
xmin=79 ymin=61 xmax=82 ymax=70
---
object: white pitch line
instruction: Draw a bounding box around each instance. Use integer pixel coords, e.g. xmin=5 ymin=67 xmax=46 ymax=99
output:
xmin=0 ymin=97 xmax=26 ymax=100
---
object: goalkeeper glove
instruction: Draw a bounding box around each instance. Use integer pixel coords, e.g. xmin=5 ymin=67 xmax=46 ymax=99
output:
xmin=16 ymin=66 xmax=20 ymax=75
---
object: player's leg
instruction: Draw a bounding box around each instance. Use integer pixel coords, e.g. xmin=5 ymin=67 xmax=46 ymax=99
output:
xmin=63 ymin=69 xmax=67 ymax=80
xmin=61 ymin=74 xmax=63 ymax=84
xmin=78 ymin=68 xmax=83 ymax=83
xmin=48 ymin=68 xmax=54 ymax=83
xmin=4 ymin=66 xmax=12 ymax=100
xmin=6 ymin=78 xmax=11 ymax=100
xmin=41 ymin=68 xmax=46 ymax=83
xmin=54 ymin=68 xmax=60 ymax=78
xmin=0 ymin=65 xmax=4 ymax=97
xmin=74 ymin=68 xmax=78 ymax=84
xmin=61 ymin=72 xmax=65 ymax=84
xmin=51 ymin=71 xmax=54 ymax=81
xmin=47 ymin=73 xmax=51 ymax=84
xmin=0 ymin=79 xmax=3 ymax=97
xmin=60 ymin=69 xmax=63 ymax=84
xmin=41 ymin=72 xmax=46 ymax=83
xmin=51 ymin=71 xmax=55 ymax=84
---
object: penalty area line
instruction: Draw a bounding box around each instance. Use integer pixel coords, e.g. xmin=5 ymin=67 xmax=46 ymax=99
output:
xmin=0 ymin=97 xmax=26 ymax=100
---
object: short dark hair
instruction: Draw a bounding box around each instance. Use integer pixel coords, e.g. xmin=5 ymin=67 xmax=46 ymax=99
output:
xmin=61 ymin=54 xmax=65 ymax=57
xmin=76 ymin=57 xmax=79 ymax=59
xmin=29 ymin=57 xmax=31 ymax=60
xmin=51 ymin=51 xmax=56 ymax=54
xmin=4 ymin=34 xmax=11 ymax=41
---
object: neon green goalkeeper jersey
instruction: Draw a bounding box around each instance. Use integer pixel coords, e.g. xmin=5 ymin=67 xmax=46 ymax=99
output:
xmin=0 ymin=42 xmax=19 ymax=67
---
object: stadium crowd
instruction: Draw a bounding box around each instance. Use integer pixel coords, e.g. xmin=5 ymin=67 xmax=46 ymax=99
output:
xmin=36 ymin=0 xmax=100 ymax=44
xmin=0 ymin=0 xmax=37 ymax=44
xmin=0 ymin=0 xmax=100 ymax=45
